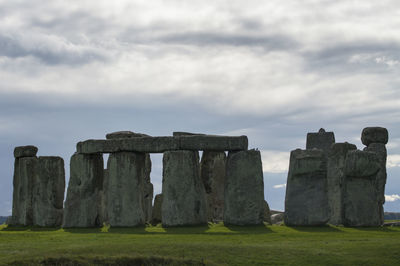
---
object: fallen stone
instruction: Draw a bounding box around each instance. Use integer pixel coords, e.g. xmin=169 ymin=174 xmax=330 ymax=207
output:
xmin=32 ymin=157 xmax=65 ymax=227
xmin=11 ymin=157 xmax=38 ymax=226
xmin=327 ymin=142 xmax=357 ymax=225
xmin=162 ymin=150 xmax=207 ymax=226
xmin=271 ymin=213 xmax=284 ymax=225
xmin=105 ymin=152 xmax=146 ymax=227
xmin=284 ymin=149 xmax=329 ymax=226
xmin=224 ymin=150 xmax=264 ymax=225
xmin=14 ymin=145 xmax=38 ymax=158
xmin=63 ymin=153 xmax=104 ymax=228
xmin=306 ymin=128 xmax=335 ymax=154
xmin=343 ymin=150 xmax=381 ymax=226
xmin=200 ymin=151 xmax=226 ymax=222
xmin=364 ymin=143 xmax=387 ymax=224
xmin=361 ymin=127 xmax=389 ymax=146
xmin=77 ymin=135 xmax=248 ymax=154
xmin=106 ymin=131 xmax=149 ymax=139
xmin=263 ymin=200 xmax=272 ymax=224
xmin=151 ymin=193 xmax=163 ymax=225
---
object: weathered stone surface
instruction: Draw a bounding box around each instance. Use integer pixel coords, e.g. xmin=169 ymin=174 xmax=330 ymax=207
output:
xmin=364 ymin=143 xmax=387 ymax=224
xmin=263 ymin=200 xmax=272 ymax=224
xmin=343 ymin=150 xmax=381 ymax=226
xmin=77 ymin=135 xmax=248 ymax=154
xmin=200 ymin=151 xmax=226 ymax=222
xmin=224 ymin=150 xmax=264 ymax=225
xmin=306 ymin=128 xmax=335 ymax=153
xmin=104 ymin=152 xmax=146 ymax=227
xmin=271 ymin=213 xmax=284 ymax=225
xmin=361 ymin=127 xmax=389 ymax=146
xmin=327 ymin=142 xmax=357 ymax=225
xmin=106 ymin=131 xmax=149 ymax=139
xmin=11 ymin=157 xmax=38 ymax=226
xmin=151 ymin=194 xmax=163 ymax=225
xmin=173 ymin=132 xmax=205 ymax=136
xmin=63 ymin=153 xmax=104 ymax=228
xmin=14 ymin=145 xmax=38 ymax=158
xmin=143 ymin=154 xmax=154 ymax=223
xmin=32 ymin=157 xmax=65 ymax=227
xmin=284 ymin=149 xmax=329 ymax=226
xmin=162 ymin=150 xmax=207 ymax=226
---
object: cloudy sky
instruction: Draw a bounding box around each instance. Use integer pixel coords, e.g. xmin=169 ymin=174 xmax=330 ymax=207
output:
xmin=1 ymin=0 xmax=400 ymax=215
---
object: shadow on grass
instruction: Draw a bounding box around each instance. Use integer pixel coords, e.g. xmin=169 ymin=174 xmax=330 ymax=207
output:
xmin=225 ymin=224 xmax=274 ymax=234
xmin=1 ymin=225 xmax=61 ymax=232
xmin=350 ymin=226 xmax=399 ymax=233
xmin=288 ymin=225 xmax=342 ymax=233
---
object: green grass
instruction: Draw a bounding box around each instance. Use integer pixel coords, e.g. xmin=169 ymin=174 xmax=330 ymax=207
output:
xmin=1 ymin=223 xmax=400 ymax=265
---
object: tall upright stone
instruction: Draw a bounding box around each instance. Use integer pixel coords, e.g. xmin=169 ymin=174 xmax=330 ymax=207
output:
xmin=306 ymin=128 xmax=335 ymax=154
xmin=327 ymin=142 xmax=357 ymax=225
xmin=32 ymin=157 xmax=65 ymax=227
xmin=11 ymin=147 xmax=38 ymax=226
xmin=343 ymin=150 xmax=381 ymax=226
xmin=105 ymin=131 xmax=153 ymax=223
xmin=284 ymin=149 xmax=329 ymax=226
xmin=224 ymin=150 xmax=265 ymax=225
xmin=361 ymin=127 xmax=389 ymax=225
xmin=151 ymin=193 xmax=163 ymax=225
xmin=105 ymin=152 xmax=146 ymax=227
xmin=200 ymin=151 xmax=226 ymax=222
xmin=162 ymin=150 xmax=207 ymax=226
xmin=63 ymin=153 xmax=104 ymax=228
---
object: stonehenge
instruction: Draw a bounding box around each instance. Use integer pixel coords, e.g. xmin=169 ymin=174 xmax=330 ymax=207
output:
xmin=285 ymin=127 xmax=388 ymax=226
xmin=11 ymin=146 xmax=65 ymax=227
xmin=10 ymin=126 xmax=389 ymax=228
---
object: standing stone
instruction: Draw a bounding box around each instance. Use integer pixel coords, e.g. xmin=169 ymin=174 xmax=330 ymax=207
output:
xmin=224 ymin=150 xmax=265 ymax=225
xmin=162 ymin=150 xmax=207 ymax=226
xmin=327 ymin=142 xmax=357 ymax=225
xmin=284 ymin=149 xmax=329 ymax=226
xmin=143 ymin=154 xmax=154 ymax=223
xmin=105 ymin=152 xmax=146 ymax=227
xmin=306 ymin=128 xmax=335 ymax=154
xmin=364 ymin=143 xmax=387 ymax=224
xmin=105 ymin=131 xmax=154 ymax=223
xmin=151 ymin=193 xmax=163 ymax=225
xmin=63 ymin=153 xmax=104 ymax=228
xmin=343 ymin=150 xmax=381 ymax=226
xmin=200 ymin=151 xmax=226 ymax=222
xmin=11 ymin=156 xmax=38 ymax=226
xmin=361 ymin=127 xmax=389 ymax=146
xmin=263 ymin=200 xmax=272 ymax=224
xmin=32 ymin=157 xmax=65 ymax=227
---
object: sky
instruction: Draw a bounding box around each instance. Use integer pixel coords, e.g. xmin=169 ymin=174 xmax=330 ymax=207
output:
xmin=1 ymin=0 xmax=400 ymax=216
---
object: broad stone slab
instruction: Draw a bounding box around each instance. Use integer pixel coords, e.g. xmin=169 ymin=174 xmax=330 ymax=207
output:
xmin=151 ymin=193 xmax=163 ymax=225
xmin=284 ymin=149 xmax=329 ymax=226
xmin=105 ymin=152 xmax=146 ymax=227
xmin=14 ymin=145 xmax=38 ymax=158
xmin=162 ymin=150 xmax=207 ymax=226
xmin=306 ymin=128 xmax=335 ymax=153
xmin=32 ymin=157 xmax=65 ymax=227
xmin=361 ymin=127 xmax=389 ymax=146
xmin=343 ymin=150 xmax=382 ymax=226
xmin=77 ymin=135 xmax=248 ymax=154
xmin=200 ymin=151 xmax=226 ymax=222
xmin=11 ymin=157 xmax=38 ymax=226
xmin=63 ymin=153 xmax=104 ymax=228
xmin=106 ymin=131 xmax=150 ymax=139
xmin=224 ymin=150 xmax=264 ymax=226
xmin=327 ymin=142 xmax=357 ymax=225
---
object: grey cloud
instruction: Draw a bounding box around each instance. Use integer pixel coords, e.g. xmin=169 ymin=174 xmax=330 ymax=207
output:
xmin=0 ymin=34 xmax=107 ymax=65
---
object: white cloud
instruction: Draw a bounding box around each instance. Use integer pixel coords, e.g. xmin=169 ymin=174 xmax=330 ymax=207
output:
xmin=387 ymin=155 xmax=400 ymax=168
xmin=385 ymin=194 xmax=400 ymax=202
xmin=273 ymin=184 xmax=286 ymax=189
xmin=261 ymin=150 xmax=290 ymax=174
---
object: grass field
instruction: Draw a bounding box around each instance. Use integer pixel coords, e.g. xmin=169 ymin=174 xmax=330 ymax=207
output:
xmin=1 ymin=223 xmax=400 ymax=265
